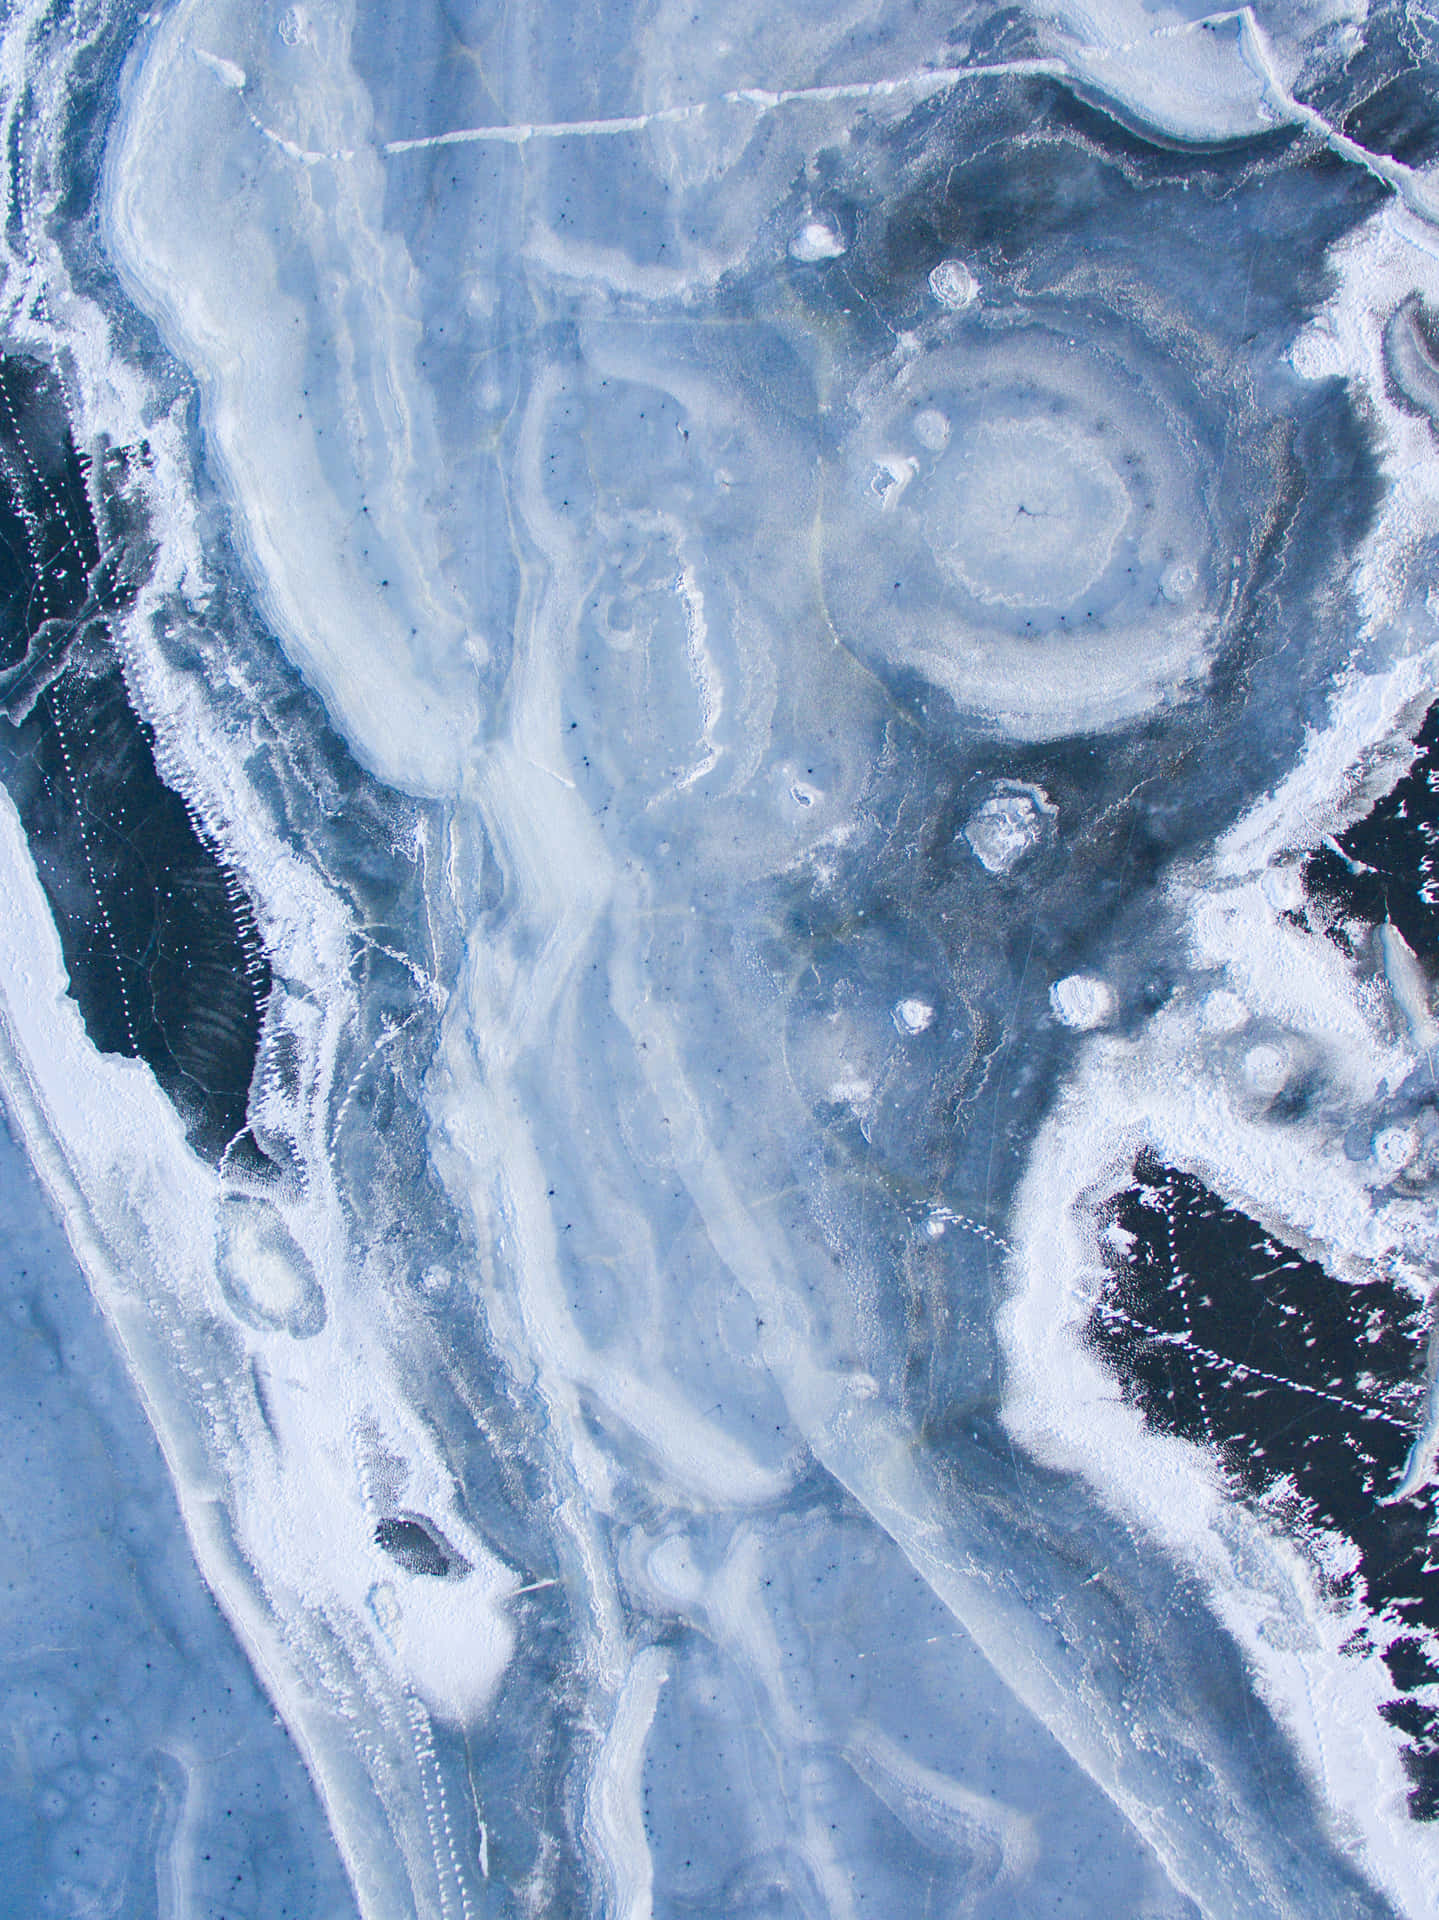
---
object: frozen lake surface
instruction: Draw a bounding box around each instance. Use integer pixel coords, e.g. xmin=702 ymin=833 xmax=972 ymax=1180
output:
xmin=3 ymin=0 xmax=1439 ymax=1913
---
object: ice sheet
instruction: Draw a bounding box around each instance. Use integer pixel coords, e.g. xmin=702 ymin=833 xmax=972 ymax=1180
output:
xmin=2 ymin=0 xmax=1439 ymax=1913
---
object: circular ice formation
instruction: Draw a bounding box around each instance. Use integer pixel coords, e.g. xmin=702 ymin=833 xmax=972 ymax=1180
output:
xmin=823 ymin=326 xmax=1219 ymax=738
xmin=1160 ymin=560 xmax=1197 ymax=603
xmin=893 ymin=997 xmax=935 ymax=1034
xmin=1242 ymin=1042 xmax=1289 ymax=1097
xmin=912 ymin=407 xmax=950 ymax=452
xmin=963 ymin=780 xmax=1057 ymax=874
xmin=1260 ymin=863 xmax=1305 ymax=913
xmin=928 ymin=258 xmax=978 ymax=310
xmin=1050 ymin=975 xmax=1114 ymax=1029
xmin=931 ymin=419 xmax=1130 ymax=609
xmin=1373 ymin=1124 xmax=1416 ymax=1174
xmin=647 ymin=1533 xmax=704 ymax=1606
xmin=217 ymin=1195 xmax=326 ymax=1337
xmin=790 ymin=219 xmax=846 ymax=263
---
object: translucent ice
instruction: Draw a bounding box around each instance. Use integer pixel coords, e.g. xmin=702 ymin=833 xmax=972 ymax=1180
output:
xmin=0 ymin=0 xmax=1436 ymax=1914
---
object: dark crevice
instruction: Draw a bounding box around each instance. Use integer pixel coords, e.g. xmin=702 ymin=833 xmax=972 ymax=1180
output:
xmin=1304 ymin=697 xmax=1439 ymax=976
xmin=0 ymin=354 xmax=271 ymax=1164
xmin=374 ymin=1515 xmax=469 ymax=1580
xmin=1087 ymin=1160 xmax=1439 ymax=1818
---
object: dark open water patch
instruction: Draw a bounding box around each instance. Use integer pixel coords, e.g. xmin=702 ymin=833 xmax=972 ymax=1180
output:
xmin=1086 ymin=1160 xmax=1439 ymax=1817
xmin=0 ymin=354 xmax=270 ymax=1163
xmin=1300 ymin=0 xmax=1439 ymax=172
xmin=1303 ymin=698 xmax=1439 ymax=973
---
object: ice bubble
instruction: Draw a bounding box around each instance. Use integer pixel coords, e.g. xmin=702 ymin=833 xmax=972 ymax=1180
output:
xmin=1261 ymin=864 xmax=1305 ymax=912
xmin=912 ymin=407 xmax=951 ymax=452
xmin=869 ymin=454 xmax=917 ymax=510
xmin=648 ymin=1534 xmax=704 ymax=1606
xmin=1050 ymin=975 xmax=1115 ymax=1030
xmin=790 ymin=219 xmax=846 ymax=263
xmin=963 ymin=781 xmax=1057 ymax=875
xmin=217 ymin=1196 xmax=326 ymax=1338
xmin=893 ymin=998 xmax=935 ymax=1035
xmin=928 ymin=258 xmax=978 ymax=310
xmin=1373 ymin=1125 xmax=1416 ymax=1174
xmin=1242 ymin=1042 xmax=1290 ymax=1096
xmin=1159 ymin=560 xmax=1197 ymax=603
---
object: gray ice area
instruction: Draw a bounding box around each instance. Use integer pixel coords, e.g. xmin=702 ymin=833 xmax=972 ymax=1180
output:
xmin=0 ymin=1103 xmax=358 ymax=1920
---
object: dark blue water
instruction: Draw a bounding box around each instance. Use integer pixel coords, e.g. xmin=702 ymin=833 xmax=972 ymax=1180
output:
xmin=1304 ymin=698 xmax=1439 ymax=974
xmin=0 ymin=355 xmax=270 ymax=1167
xmin=1088 ymin=1160 xmax=1439 ymax=1817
